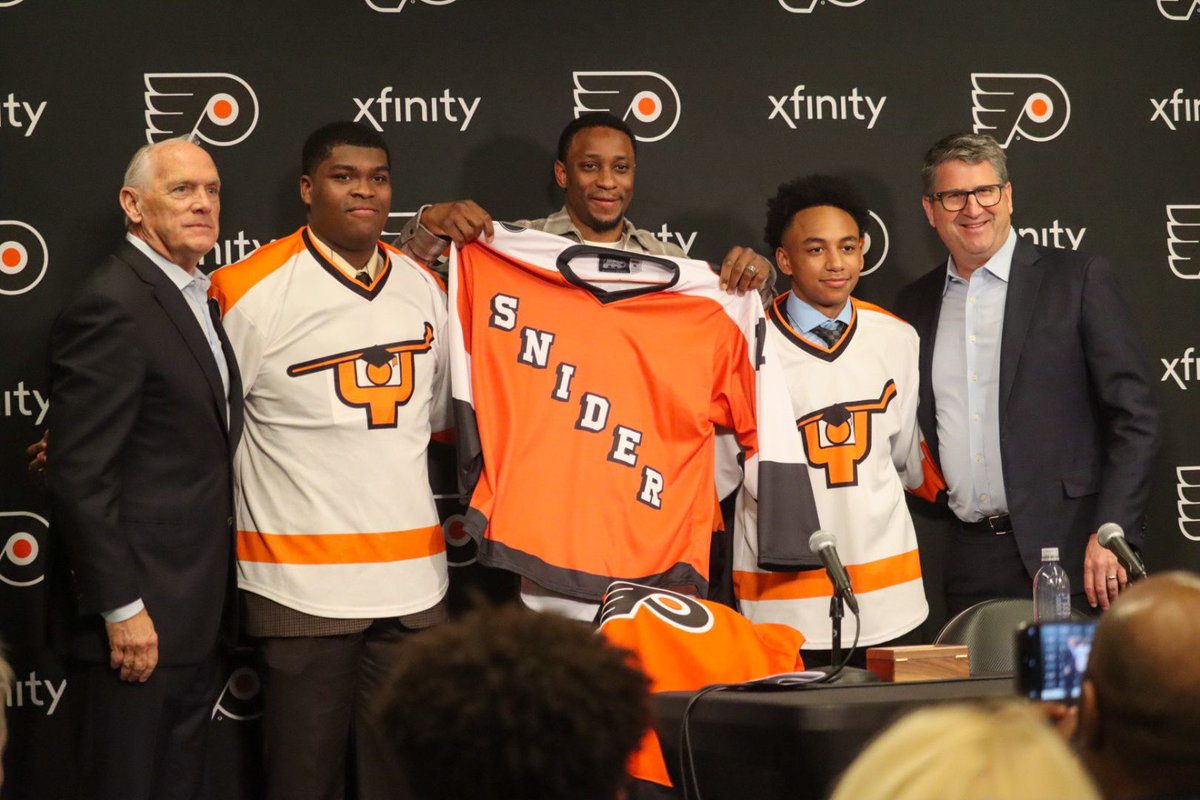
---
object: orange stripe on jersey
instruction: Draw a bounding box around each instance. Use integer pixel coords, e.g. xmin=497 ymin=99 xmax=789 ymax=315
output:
xmin=209 ymin=228 xmax=307 ymax=314
xmin=851 ymin=297 xmax=908 ymax=325
xmin=733 ymin=547 xmax=921 ymax=600
xmin=237 ymin=525 xmax=445 ymax=564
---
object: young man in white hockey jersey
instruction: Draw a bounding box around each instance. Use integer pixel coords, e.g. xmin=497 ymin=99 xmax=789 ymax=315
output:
xmin=210 ymin=121 xmax=451 ymax=800
xmin=733 ymin=174 xmax=944 ymax=668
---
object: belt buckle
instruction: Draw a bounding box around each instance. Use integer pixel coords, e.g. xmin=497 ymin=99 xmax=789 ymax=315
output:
xmin=985 ymin=514 xmax=1009 ymax=535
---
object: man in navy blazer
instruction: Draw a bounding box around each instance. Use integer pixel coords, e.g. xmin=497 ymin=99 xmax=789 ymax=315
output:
xmin=47 ymin=137 xmax=242 ymax=800
xmin=895 ymin=133 xmax=1160 ymax=617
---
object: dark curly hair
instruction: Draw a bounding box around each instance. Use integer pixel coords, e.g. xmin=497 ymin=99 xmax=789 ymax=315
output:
xmin=557 ymin=112 xmax=637 ymax=163
xmin=374 ymin=605 xmax=652 ymax=800
xmin=763 ymin=174 xmax=870 ymax=252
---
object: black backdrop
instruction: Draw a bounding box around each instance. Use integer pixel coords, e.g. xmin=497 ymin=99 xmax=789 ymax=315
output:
xmin=2 ymin=1 xmax=1198 ymax=797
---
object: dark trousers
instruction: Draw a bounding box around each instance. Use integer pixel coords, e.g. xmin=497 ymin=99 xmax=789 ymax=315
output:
xmin=260 ymin=620 xmax=418 ymax=800
xmin=75 ymin=655 xmax=219 ymax=800
xmin=944 ymin=525 xmax=1033 ymax=618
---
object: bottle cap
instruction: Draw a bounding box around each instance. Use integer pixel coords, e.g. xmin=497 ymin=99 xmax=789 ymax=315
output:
xmin=1041 ymin=547 xmax=1059 ymax=561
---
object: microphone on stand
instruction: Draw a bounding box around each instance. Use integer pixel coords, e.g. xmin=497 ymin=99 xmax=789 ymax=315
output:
xmin=808 ymin=529 xmax=859 ymax=614
xmin=1097 ymin=522 xmax=1147 ymax=581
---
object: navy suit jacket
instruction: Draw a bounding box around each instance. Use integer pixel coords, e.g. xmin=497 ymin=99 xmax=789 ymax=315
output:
xmin=48 ymin=239 xmax=243 ymax=666
xmin=895 ymin=237 xmax=1160 ymax=584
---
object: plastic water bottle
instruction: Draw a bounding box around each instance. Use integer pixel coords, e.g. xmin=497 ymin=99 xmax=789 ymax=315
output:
xmin=1033 ymin=547 xmax=1071 ymax=622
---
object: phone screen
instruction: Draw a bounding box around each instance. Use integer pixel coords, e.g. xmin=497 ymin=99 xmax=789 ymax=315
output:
xmin=1015 ymin=620 xmax=1097 ymax=702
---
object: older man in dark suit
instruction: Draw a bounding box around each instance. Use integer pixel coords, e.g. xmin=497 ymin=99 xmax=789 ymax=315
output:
xmin=47 ymin=137 xmax=242 ymax=800
xmin=895 ymin=133 xmax=1160 ymax=617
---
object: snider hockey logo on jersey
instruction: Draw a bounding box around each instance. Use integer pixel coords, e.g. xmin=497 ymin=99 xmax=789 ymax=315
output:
xmin=286 ymin=323 xmax=435 ymax=429
xmin=798 ymin=380 xmax=896 ymax=488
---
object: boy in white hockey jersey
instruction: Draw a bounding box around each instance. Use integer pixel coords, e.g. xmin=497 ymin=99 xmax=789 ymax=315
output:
xmin=733 ymin=174 xmax=944 ymax=667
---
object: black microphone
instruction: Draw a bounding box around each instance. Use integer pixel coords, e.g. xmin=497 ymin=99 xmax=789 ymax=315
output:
xmin=808 ymin=529 xmax=859 ymax=614
xmin=1097 ymin=522 xmax=1147 ymax=581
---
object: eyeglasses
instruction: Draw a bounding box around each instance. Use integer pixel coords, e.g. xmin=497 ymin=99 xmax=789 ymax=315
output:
xmin=927 ymin=184 xmax=1005 ymax=212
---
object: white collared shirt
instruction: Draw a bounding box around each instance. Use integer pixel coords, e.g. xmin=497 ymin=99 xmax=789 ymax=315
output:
xmin=931 ymin=228 xmax=1018 ymax=523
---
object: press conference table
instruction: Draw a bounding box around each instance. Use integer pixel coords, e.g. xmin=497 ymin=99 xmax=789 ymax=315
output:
xmin=652 ymin=675 xmax=1013 ymax=800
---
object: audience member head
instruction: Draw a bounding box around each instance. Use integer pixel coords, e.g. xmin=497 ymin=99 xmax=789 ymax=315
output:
xmin=376 ymin=605 xmax=652 ymax=800
xmin=1078 ymin=571 xmax=1200 ymax=799
xmin=920 ymin=132 xmax=1013 ymax=274
xmin=553 ymin=113 xmax=638 ymax=242
xmin=829 ymin=700 xmax=1100 ymax=800
xmin=299 ymin=121 xmax=392 ymax=266
xmin=118 ymin=137 xmax=221 ymax=272
xmin=764 ymin=174 xmax=869 ymax=318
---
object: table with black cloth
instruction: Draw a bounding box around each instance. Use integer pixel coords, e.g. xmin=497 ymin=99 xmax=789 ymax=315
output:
xmin=652 ymin=676 xmax=1013 ymax=800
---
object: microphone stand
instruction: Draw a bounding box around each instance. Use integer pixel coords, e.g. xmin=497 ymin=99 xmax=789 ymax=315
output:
xmin=829 ymin=594 xmax=844 ymax=667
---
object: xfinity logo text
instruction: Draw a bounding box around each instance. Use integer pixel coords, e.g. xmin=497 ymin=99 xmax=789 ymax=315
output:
xmin=4 ymin=672 xmax=65 ymax=716
xmin=197 ymin=230 xmax=268 ymax=270
xmin=573 ymin=72 xmax=681 ymax=143
xmin=353 ymin=87 xmax=480 ymax=133
xmin=1018 ymin=220 xmax=1085 ymax=250
xmin=652 ymin=224 xmax=696 ymax=256
xmin=1167 ymin=205 xmax=1200 ymax=279
xmin=1151 ymin=89 xmax=1200 ymax=130
xmin=972 ymin=73 xmax=1070 ymax=148
xmin=768 ymin=85 xmax=885 ymax=130
xmin=0 ymin=93 xmax=47 ymax=137
xmin=1161 ymin=347 xmax=1200 ymax=390
xmin=2 ymin=382 xmax=49 ymax=425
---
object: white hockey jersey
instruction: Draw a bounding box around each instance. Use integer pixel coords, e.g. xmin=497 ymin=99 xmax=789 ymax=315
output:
xmin=210 ymin=227 xmax=451 ymax=618
xmin=734 ymin=295 xmax=944 ymax=649
xmin=449 ymin=225 xmax=820 ymax=602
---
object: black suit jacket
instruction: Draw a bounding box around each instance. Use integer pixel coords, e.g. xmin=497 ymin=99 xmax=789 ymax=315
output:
xmin=895 ymin=237 xmax=1161 ymax=584
xmin=47 ymin=239 xmax=243 ymax=666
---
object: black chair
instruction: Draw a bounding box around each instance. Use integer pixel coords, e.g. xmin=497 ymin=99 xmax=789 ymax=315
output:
xmin=933 ymin=598 xmax=1089 ymax=676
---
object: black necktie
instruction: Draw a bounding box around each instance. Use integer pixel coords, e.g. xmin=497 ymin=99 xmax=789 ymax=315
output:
xmin=811 ymin=320 xmax=847 ymax=347
xmin=355 ymin=270 xmax=371 ymax=287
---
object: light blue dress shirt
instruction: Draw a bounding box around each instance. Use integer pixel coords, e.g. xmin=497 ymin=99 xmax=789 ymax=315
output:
xmin=784 ymin=291 xmax=853 ymax=346
xmin=931 ymin=227 xmax=1018 ymax=523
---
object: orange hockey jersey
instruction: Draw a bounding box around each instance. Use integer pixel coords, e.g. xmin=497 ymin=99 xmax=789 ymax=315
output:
xmin=597 ymin=581 xmax=808 ymax=787
xmin=448 ymin=226 xmax=820 ymax=602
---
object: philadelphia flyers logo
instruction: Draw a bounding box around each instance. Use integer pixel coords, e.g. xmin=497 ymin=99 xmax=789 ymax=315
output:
xmin=0 ymin=511 xmax=47 ymax=588
xmin=1168 ymin=205 xmax=1200 ymax=279
xmin=364 ymin=0 xmax=456 ymax=11
xmin=1158 ymin=0 xmax=1200 ymax=20
xmin=572 ymin=71 xmax=681 ymax=143
xmin=798 ymin=380 xmax=896 ymax=488
xmin=0 ymin=220 xmax=49 ymax=296
xmin=286 ymin=323 xmax=435 ymax=429
xmin=144 ymin=73 xmax=259 ymax=146
xmin=598 ymin=581 xmax=713 ymax=633
xmin=442 ymin=513 xmax=477 ymax=567
xmin=971 ymin=73 xmax=1070 ymax=148
xmin=211 ymin=648 xmax=264 ymax=721
xmin=778 ymin=0 xmax=866 ymax=12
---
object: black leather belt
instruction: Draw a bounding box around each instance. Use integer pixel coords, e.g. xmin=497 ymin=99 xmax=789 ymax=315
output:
xmin=960 ymin=513 xmax=1013 ymax=535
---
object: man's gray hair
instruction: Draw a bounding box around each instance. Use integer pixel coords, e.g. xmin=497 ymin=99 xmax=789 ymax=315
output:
xmin=921 ymin=133 xmax=1009 ymax=195
xmin=121 ymin=135 xmax=199 ymax=229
